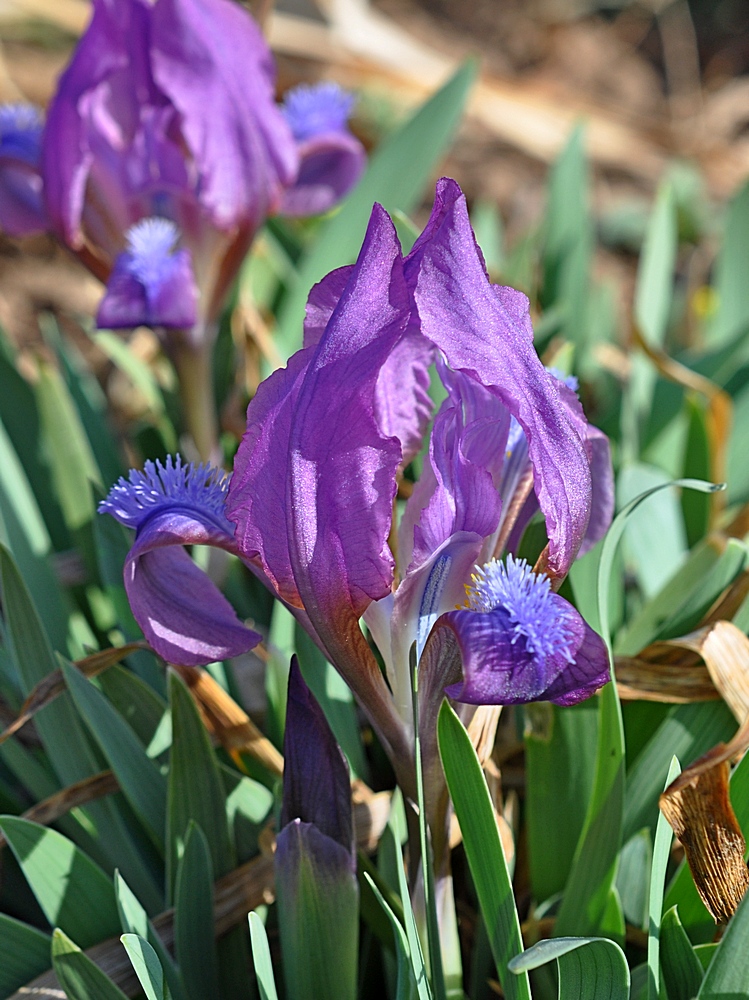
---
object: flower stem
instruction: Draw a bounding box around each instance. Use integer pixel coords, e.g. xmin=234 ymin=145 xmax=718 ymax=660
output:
xmin=173 ymin=336 xmax=220 ymax=463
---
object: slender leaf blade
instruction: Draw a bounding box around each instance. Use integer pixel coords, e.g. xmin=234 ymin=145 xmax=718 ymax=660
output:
xmin=249 ymin=912 xmax=280 ymax=1000
xmin=121 ymin=934 xmax=173 ymax=1000
xmin=0 ymin=816 xmax=120 ymax=948
xmin=438 ymin=701 xmax=530 ymax=1000
xmin=647 ymin=756 xmax=681 ymax=1000
xmin=51 ymin=927 xmax=129 ymax=1000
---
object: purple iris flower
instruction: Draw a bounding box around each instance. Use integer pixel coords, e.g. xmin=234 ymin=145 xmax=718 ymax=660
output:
xmin=0 ymin=103 xmax=47 ymax=237
xmin=100 ymin=178 xmax=612 ymax=781
xmin=226 ymin=177 xmax=612 ymax=727
xmin=41 ymin=0 xmax=365 ymax=332
xmin=280 ymin=82 xmax=366 ymax=218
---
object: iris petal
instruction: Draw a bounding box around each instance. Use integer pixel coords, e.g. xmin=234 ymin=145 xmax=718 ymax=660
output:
xmin=100 ymin=457 xmax=259 ymax=665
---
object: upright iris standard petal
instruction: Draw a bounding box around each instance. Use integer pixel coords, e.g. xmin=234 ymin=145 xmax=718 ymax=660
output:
xmin=149 ymin=0 xmax=297 ymax=231
xmin=227 ymin=205 xmax=416 ymax=772
xmin=280 ymin=82 xmax=365 ymax=217
xmin=228 ymin=205 xmax=408 ymax=628
xmin=96 ymin=217 xmax=198 ymax=330
xmin=439 ymin=556 xmax=609 ymax=705
xmin=42 ymin=0 xmax=297 ymax=292
xmin=303 ymin=266 xmax=433 ymax=467
xmin=409 ymin=178 xmax=595 ymax=580
xmin=0 ymin=103 xmax=47 ymax=236
xmin=99 ymin=457 xmax=259 ymax=665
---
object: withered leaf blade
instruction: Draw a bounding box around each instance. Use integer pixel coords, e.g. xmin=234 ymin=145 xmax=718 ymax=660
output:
xmin=615 ymin=620 xmax=749 ymax=716
xmin=660 ymin=716 xmax=749 ymax=924
xmin=0 ymin=642 xmax=149 ymax=746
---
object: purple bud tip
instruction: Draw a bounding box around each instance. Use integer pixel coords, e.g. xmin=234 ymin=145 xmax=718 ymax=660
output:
xmin=465 ymin=555 xmax=575 ymax=663
xmin=98 ymin=455 xmax=232 ymax=531
xmin=0 ymin=102 xmax=43 ymax=164
xmin=282 ymin=82 xmax=355 ymax=141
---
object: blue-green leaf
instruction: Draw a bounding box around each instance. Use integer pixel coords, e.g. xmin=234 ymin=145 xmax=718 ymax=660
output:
xmin=660 ymin=906 xmax=704 ymax=1000
xmin=174 ymin=822 xmax=220 ymax=1000
xmin=509 ymin=937 xmax=629 ymax=1000
xmin=51 ymin=927 xmax=129 ymax=1000
xmin=647 ymin=756 xmax=681 ymax=1000
xmin=0 ymin=817 xmax=120 ymax=949
xmin=249 ymin=912 xmax=280 ymax=1000
xmin=0 ymin=913 xmax=51 ymax=996
xmin=438 ymin=701 xmax=530 ymax=1000
xmin=121 ymin=934 xmax=173 ymax=1000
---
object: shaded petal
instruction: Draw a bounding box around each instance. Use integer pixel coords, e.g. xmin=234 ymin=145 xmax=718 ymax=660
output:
xmin=41 ymin=0 xmax=148 ymax=247
xmin=375 ymin=530 xmax=484 ymax=723
xmin=282 ymin=658 xmax=353 ymax=857
xmin=402 ymin=366 xmax=509 ymax=574
xmin=126 ymin=534 xmax=258 ymax=666
xmin=0 ymin=104 xmax=47 ymax=236
xmin=0 ymin=164 xmax=46 ymax=236
xmin=580 ymin=422 xmax=615 ymax=555
xmin=303 ymin=265 xmax=352 ymax=350
xmin=280 ymin=130 xmax=365 ymax=217
xmin=440 ymin=594 xmax=608 ymax=705
xmin=409 ymin=178 xmax=595 ymax=578
xmin=149 ymin=0 xmax=298 ymax=230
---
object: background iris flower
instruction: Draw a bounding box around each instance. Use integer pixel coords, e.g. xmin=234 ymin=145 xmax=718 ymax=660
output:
xmin=4 ymin=0 xmax=365 ymax=459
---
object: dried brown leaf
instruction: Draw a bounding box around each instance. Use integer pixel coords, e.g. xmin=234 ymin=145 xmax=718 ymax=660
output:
xmin=0 ymin=643 xmax=148 ymax=746
xmin=660 ymin=715 xmax=749 ymax=923
xmin=171 ymin=664 xmax=284 ymax=777
xmin=614 ymin=620 xmax=749 ymax=717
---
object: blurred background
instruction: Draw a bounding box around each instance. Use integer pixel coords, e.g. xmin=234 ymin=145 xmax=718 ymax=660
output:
xmin=0 ymin=0 xmax=748 ymax=374
xmin=0 ymin=0 xmax=749 ymax=478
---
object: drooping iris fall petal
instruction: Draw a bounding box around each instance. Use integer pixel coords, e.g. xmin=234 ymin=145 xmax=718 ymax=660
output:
xmin=96 ymin=217 xmax=198 ymax=330
xmin=99 ymin=457 xmax=259 ymax=665
xmin=280 ymin=82 xmax=365 ymax=217
xmin=437 ymin=556 xmax=609 ymax=705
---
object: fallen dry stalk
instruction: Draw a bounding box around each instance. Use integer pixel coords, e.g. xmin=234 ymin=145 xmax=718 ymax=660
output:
xmin=0 ymin=643 xmax=149 ymax=746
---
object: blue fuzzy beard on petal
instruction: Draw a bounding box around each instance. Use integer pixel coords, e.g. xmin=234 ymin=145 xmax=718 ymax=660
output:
xmin=98 ymin=455 xmax=231 ymax=531
xmin=124 ymin=217 xmax=180 ymax=287
xmin=282 ymin=82 xmax=355 ymax=141
xmin=465 ymin=554 xmax=575 ymax=663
